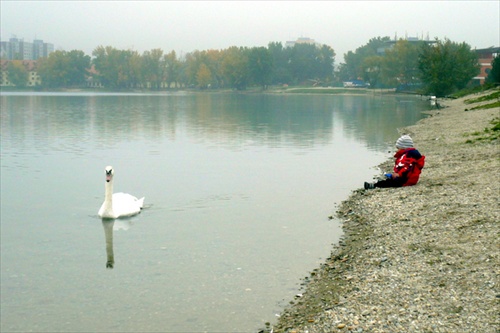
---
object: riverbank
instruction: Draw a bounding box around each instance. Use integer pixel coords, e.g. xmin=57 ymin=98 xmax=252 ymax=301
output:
xmin=271 ymin=89 xmax=499 ymax=332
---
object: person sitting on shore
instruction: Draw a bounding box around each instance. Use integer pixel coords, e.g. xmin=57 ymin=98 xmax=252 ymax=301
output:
xmin=364 ymin=135 xmax=425 ymax=189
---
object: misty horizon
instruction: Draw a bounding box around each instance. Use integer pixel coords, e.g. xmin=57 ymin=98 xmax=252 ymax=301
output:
xmin=1 ymin=1 xmax=498 ymax=63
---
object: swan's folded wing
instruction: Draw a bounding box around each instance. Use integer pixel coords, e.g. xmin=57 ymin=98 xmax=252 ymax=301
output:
xmin=113 ymin=192 xmax=139 ymax=200
xmin=112 ymin=192 xmax=144 ymax=217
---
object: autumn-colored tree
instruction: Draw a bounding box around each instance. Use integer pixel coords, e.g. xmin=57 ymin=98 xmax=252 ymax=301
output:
xmin=204 ymin=49 xmax=224 ymax=88
xmin=127 ymin=50 xmax=143 ymax=89
xmin=196 ymin=63 xmax=212 ymax=88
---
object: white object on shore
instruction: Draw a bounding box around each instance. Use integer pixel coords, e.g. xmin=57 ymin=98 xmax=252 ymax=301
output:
xmin=98 ymin=166 xmax=145 ymax=219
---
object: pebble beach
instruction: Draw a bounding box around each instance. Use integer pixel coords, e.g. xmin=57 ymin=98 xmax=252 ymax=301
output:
xmin=271 ymin=89 xmax=499 ymax=333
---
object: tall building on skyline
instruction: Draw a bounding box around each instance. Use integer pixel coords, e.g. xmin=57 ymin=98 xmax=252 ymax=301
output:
xmin=0 ymin=36 xmax=54 ymax=60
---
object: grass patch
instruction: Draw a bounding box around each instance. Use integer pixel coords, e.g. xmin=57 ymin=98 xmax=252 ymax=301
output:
xmin=464 ymin=90 xmax=500 ymax=104
xmin=469 ymin=100 xmax=500 ymax=110
xmin=465 ymin=117 xmax=500 ymax=143
xmin=452 ymin=84 xmax=497 ymax=98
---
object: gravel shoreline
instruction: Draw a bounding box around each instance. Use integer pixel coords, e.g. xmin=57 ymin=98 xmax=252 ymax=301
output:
xmin=271 ymin=89 xmax=499 ymax=333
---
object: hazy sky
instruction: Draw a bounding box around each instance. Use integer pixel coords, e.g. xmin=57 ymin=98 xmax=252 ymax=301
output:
xmin=1 ymin=1 xmax=499 ymax=62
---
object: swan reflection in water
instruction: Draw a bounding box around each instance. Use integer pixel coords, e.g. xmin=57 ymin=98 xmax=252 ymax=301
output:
xmin=101 ymin=219 xmax=132 ymax=269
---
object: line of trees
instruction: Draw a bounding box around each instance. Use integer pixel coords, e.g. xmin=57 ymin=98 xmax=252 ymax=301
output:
xmin=337 ymin=37 xmax=486 ymax=96
xmin=35 ymin=42 xmax=335 ymax=91
xmin=3 ymin=37 xmax=496 ymax=96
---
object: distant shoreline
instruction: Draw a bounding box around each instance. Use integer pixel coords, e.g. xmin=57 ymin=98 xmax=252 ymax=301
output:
xmin=1 ymin=86 xmax=422 ymax=98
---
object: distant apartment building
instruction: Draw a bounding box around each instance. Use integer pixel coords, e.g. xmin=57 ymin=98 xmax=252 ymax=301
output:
xmin=0 ymin=37 xmax=54 ymax=60
xmin=33 ymin=39 xmax=54 ymax=59
xmin=285 ymin=37 xmax=322 ymax=48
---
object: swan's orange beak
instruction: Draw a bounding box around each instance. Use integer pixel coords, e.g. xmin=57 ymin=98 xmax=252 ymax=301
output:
xmin=106 ymin=175 xmax=112 ymax=182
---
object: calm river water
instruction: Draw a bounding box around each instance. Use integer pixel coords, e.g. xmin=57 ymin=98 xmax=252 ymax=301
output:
xmin=0 ymin=91 xmax=428 ymax=332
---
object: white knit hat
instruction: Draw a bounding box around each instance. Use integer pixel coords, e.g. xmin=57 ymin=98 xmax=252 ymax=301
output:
xmin=395 ymin=135 xmax=414 ymax=149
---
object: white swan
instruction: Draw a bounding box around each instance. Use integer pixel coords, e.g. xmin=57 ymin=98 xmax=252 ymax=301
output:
xmin=98 ymin=166 xmax=145 ymax=219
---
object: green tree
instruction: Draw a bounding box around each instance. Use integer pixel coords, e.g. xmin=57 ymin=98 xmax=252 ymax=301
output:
xmin=363 ymin=55 xmax=384 ymax=87
xmin=486 ymin=55 xmax=500 ymax=84
xmin=164 ymin=50 xmax=180 ymax=88
xmin=221 ymin=46 xmax=249 ymax=90
xmin=92 ymin=46 xmax=124 ymax=88
xmin=6 ymin=61 xmax=28 ymax=87
xmin=316 ymin=44 xmax=335 ymax=84
xmin=418 ymin=39 xmax=480 ymax=96
xmin=381 ymin=40 xmax=421 ymax=87
xmin=289 ymin=43 xmax=316 ymax=83
xmin=183 ymin=50 xmax=204 ymax=87
xmin=340 ymin=37 xmax=390 ymax=82
xmin=286 ymin=43 xmax=335 ymax=85
xmin=267 ymin=42 xmax=291 ymax=84
xmin=248 ymin=46 xmax=273 ymax=89
xmin=142 ymin=49 xmax=164 ymax=89
xmin=204 ymin=49 xmax=224 ymax=88
xmin=66 ymin=50 xmax=91 ymax=86
xmin=38 ymin=51 xmax=67 ymax=87
xmin=37 ymin=50 xmax=90 ymax=87
xmin=93 ymin=46 xmax=141 ymax=88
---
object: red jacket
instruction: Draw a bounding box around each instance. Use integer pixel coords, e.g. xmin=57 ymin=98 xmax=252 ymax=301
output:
xmin=393 ymin=148 xmax=425 ymax=186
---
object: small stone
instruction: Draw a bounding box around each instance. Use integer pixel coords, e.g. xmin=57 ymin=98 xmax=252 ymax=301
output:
xmin=338 ymin=323 xmax=346 ymax=329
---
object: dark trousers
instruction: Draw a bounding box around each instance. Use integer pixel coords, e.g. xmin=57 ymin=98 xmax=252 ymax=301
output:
xmin=375 ymin=177 xmax=406 ymax=188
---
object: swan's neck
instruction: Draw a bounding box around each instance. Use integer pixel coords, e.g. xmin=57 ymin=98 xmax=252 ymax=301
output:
xmin=104 ymin=180 xmax=113 ymax=209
